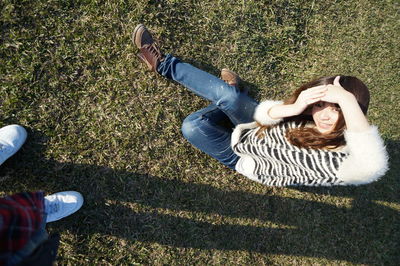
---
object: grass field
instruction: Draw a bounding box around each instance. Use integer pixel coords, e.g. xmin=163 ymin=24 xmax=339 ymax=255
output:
xmin=1 ymin=0 xmax=399 ymax=264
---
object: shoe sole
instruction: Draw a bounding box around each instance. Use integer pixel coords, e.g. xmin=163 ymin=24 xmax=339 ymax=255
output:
xmin=133 ymin=24 xmax=152 ymax=49
xmin=132 ymin=24 xmax=143 ymax=48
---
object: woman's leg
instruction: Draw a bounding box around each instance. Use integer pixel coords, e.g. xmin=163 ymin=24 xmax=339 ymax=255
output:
xmin=181 ymin=104 xmax=239 ymax=169
xmin=133 ymin=24 xmax=258 ymax=125
xmin=133 ymin=25 xmax=248 ymax=169
xmin=157 ymin=55 xmax=258 ymax=125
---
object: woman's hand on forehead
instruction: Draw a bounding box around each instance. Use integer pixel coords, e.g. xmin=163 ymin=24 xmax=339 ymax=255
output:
xmin=320 ymin=76 xmax=352 ymax=104
xmin=292 ymin=85 xmax=328 ymax=114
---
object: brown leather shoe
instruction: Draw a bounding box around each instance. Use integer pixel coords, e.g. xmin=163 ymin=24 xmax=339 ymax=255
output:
xmin=133 ymin=24 xmax=164 ymax=72
xmin=137 ymin=44 xmax=164 ymax=71
xmin=132 ymin=24 xmax=154 ymax=49
xmin=221 ymin=68 xmax=240 ymax=87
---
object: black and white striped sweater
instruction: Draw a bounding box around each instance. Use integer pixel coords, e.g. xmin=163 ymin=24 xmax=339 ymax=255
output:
xmin=231 ymin=100 xmax=389 ymax=187
xmin=232 ymin=121 xmax=347 ymax=186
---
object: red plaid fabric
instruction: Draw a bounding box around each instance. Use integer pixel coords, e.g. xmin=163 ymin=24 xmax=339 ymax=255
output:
xmin=0 ymin=191 xmax=45 ymax=262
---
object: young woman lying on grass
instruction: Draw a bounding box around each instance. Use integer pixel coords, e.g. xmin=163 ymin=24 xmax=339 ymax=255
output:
xmin=132 ymin=24 xmax=388 ymax=186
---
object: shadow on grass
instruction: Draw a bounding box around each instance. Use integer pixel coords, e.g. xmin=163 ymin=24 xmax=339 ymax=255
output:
xmin=1 ymin=129 xmax=399 ymax=264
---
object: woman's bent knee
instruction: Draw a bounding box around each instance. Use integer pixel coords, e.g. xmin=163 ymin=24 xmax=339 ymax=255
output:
xmin=181 ymin=114 xmax=201 ymax=142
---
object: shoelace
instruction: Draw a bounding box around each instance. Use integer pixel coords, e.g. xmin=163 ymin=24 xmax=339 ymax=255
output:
xmin=142 ymin=44 xmax=164 ymax=61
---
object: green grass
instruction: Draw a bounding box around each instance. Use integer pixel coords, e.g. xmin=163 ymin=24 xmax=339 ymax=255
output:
xmin=1 ymin=0 xmax=399 ymax=264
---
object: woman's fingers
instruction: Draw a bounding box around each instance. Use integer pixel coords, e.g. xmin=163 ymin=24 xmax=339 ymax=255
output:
xmin=299 ymin=77 xmax=342 ymax=107
xmin=307 ymin=92 xmax=325 ymax=103
xmin=295 ymin=85 xmax=328 ymax=113
xmin=301 ymin=87 xmax=326 ymax=100
xmin=306 ymin=97 xmax=323 ymax=105
xmin=298 ymin=90 xmax=325 ymax=107
xmin=308 ymin=85 xmax=327 ymax=92
xmin=309 ymin=91 xmax=326 ymax=99
xmin=333 ymin=76 xmax=341 ymax=87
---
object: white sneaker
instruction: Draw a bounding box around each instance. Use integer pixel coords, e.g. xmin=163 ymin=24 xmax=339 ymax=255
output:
xmin=0 ymin=124 xmax=27 ymax=165
xmin=44 ymin=191 xmax=84 ymax=223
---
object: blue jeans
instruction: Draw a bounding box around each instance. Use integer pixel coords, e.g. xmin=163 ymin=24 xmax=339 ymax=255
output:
xmin=157 ymin=54 xmax=258 ymax=169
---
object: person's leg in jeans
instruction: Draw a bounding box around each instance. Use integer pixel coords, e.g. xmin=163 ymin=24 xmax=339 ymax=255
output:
xmin=157 ymin=54 xmax=258 ymax=125
xmin=133 ymin=24 xmax=258 ymax=167
xmin=156 ymin=56 xmax=258 ymax=168
xmin=181 ymin=104 xmax=239 ymax=169
xmin=133 ymin=24 xmax=258 ymax=124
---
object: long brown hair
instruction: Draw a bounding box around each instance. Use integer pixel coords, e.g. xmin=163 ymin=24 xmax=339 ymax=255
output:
xmin=256 ymin=76 xmax=370 ymax=149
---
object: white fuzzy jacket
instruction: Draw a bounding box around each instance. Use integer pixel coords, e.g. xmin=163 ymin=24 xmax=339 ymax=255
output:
xmin=231 ymin=100 xmax=389 ymax=186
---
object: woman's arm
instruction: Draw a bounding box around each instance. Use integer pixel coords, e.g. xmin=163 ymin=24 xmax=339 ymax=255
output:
xmin=336 ymin=126 xmax=389 ymax=185
xmin=337 ymin=93 xmax=370 ymax=132
xmin=267 ymin=85 xmax=328 ymax=120
xmin=323 ymin=77 xmax=389 ymax=184
xmin=256 ymin=76 xmax=372 ymax=132
xmin=254 ymin=86 xmax=328 ymax=125
xmin=321 ymin=76 xmax=370 ymax=132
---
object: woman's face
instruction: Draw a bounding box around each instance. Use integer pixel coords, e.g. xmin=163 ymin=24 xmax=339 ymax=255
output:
xmin=311 ymin=101 xmax=340 ymax=134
